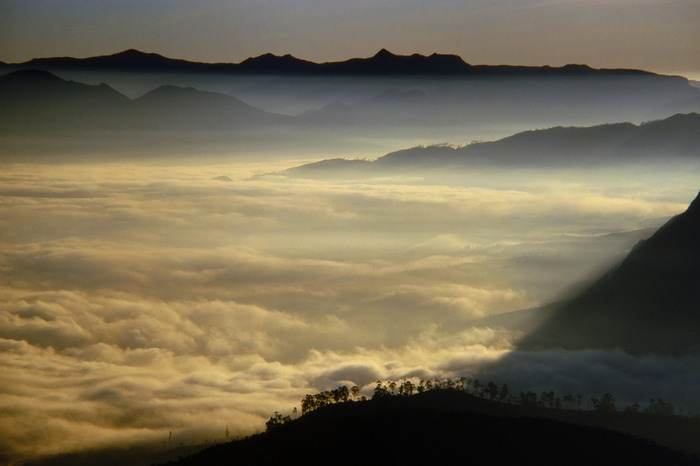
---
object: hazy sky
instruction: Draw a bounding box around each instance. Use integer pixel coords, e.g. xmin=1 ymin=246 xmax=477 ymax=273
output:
xmin=1 ymin=0 xmax=699 ymax=77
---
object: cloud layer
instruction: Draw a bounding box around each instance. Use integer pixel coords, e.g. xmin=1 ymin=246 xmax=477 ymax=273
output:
xmin=0 ymin=160 xmax=696 ymax=461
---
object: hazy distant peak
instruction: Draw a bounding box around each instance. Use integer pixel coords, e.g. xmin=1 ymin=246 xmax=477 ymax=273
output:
xmin=369 ymin=88 xmax=427 ymax=104
xmin=0 ymin=68 xmax=127 ymax=100
xmin=321 ymin=100 xmax=351 ymax=110
xmin=144 ymin=84 xmax=197 ymax=94
xmin=0 ymin=68 xmax=63 ymax=82
xmin=134 ymin=84 xmax=196 ymax=100
xmin=134 ymin=84 xmax=248 ymax=106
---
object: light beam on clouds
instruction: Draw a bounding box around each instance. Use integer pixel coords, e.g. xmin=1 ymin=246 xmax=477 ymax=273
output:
xmin=0 ymin=161 xmax=695 ymax=461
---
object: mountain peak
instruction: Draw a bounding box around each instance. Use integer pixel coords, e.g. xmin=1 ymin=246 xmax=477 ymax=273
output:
xmin=114 ymin=48 xmax=150 ymax=57
xmin=108 ymin=49 xmax=171 ymax=61
xmin=373 ymin=48 xmax=396 ymax=58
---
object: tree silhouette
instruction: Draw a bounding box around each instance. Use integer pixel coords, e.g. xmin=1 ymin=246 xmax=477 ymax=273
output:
xmin=593 ymin=393 xmax=617 ymax=413
xmin=486 ymin=381 xmax=499 ymax=401
xmin=498 ymin=383 xmax=510 ymax=403
xmin=266 ymin=411 xmax=291 ymax=431
xmin=646 ymin=398 xmax=675 ymax=416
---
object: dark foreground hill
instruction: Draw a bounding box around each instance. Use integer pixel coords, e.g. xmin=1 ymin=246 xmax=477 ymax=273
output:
xmin=519 ymin=190 xmax=700 ymax=356
xmin=162 ymin=390 xmax=698 ymax=466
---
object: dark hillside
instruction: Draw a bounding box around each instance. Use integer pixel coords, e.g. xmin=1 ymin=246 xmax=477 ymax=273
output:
xmin=162 ymin=390 xmax=699 ymax=466
xmin=519 ymin=191 xmax=700 ymax=355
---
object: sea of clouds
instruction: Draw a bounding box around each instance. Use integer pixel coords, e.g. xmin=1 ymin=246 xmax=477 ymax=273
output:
xmin=0 ymin=160 xmax=697 ymax=461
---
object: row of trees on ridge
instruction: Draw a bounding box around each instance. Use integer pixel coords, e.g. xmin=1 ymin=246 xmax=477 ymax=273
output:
xmin=266 ymin=377 xmax=679 ymax=431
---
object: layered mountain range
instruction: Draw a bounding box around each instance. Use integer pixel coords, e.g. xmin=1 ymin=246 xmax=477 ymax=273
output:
xmin=2 ymin=50 xmax=700 ymax=139
xmin=0 ymin=69 xmax=289 ymax=133
xmin=2 ymin=69 xmax=700 ymax=146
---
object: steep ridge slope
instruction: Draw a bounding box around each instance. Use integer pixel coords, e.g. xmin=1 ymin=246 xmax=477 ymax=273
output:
xmin=519 ymin=191 xmax=700 ymax=355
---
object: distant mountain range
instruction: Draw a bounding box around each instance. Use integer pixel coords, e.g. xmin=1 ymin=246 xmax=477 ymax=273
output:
xmin=2 ymin=63 xmax=699 ymax=147
xmin=0 ymin=69 xmax=288 ymax=133
xmin=519 ymin=190 xmax=700 ymax=356
xmin=4 ymin=48 xmax=679 ymax=78
xmin=285 ymin=112 xmax=700 ymax=175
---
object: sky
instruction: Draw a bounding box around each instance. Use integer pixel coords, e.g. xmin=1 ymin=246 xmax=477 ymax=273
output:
xmin=1 ymin=0 xmax=699 ymax=77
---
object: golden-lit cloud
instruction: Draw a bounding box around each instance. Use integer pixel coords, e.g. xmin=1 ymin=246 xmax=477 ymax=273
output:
xmin=0 ymin=161 xmax=696 ymax=461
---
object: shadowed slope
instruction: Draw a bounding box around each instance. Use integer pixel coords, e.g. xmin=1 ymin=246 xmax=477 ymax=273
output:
xmin=161 ymin=390 xmax=699 ymax=466
xmin=519 ymin=191 xmax=700 ymax=356
xmin=0 ymin=69 xmax=131 ymax=131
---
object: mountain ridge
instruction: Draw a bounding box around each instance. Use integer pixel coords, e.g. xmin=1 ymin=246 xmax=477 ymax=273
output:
xmin=7 ymin=48 xmax=680 ymax=79
xmin=284 ymin=112 xmax=700 ymax=176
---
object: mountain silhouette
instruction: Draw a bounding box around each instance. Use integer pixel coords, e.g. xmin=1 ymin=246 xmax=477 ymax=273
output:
xmin=0 ymin=70 xmax=287 ymax=134
xmin=298 ymin=88 xmax=428 ymax=125
xmin=285 ymin=113 xmax=700 ymax=176
xmin=20 ymin=49 xmax=210 ymax=73
xmin=131 ymin=84 xmax=289 ymax=129
xmin=291 ymin=76 xmax=699 ymax=130
xmin=519 ymin=191 xmax=700 ymax=356
xmin=320 ymin=49 xmax=471 ymax=75
xmin=236 ymin=53 xmax=318 ymax=74
xmin=4 ymin=54 xmax=699 ymax=137
xmin=376 ymin=113 xmax=700 ymax=166
xmin=159 ymin=390 xmax=699 ymax=466
xmin=10 ymin=49 xmax=680 ymax=78
xmin=0 ymin=69 xmax=131 ymax=131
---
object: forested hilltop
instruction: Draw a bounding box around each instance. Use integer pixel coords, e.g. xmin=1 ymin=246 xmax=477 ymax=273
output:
xmin=162 ymin=379 xmax=700 ymax=466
